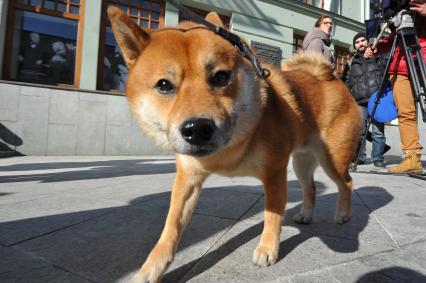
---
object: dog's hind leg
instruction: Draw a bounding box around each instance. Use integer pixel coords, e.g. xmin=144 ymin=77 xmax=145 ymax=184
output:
xmin=133 ymin=161 xmax=208 ymax=283
xmin=312 ymin=134 xmax=355 ymax=225
xmin=253 ymin=169 xmax=288 ymax=267
xmin=292 ymin=151 xmax=318 ymax=224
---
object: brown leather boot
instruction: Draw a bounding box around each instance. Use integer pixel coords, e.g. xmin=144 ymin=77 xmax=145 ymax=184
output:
xmin=388 ymin=151 xmax=423 ymax=174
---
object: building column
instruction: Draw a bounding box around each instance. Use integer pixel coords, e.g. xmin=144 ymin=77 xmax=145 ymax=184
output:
xmin=165 ymin=0 xmax=179 ymax=26
xmin=364 ymin=0 xmax=371 ymax=21
xmin=0 ymin=0 xmax=9 ymax=78
xmin=79 ymin=0 xmax=102 ymax=90
xmin=323 ymin=0 xmax=332 ymax=11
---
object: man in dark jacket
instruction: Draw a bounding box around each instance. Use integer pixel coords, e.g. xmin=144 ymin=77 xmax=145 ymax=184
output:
xmin=342 ymin=33 xmax=387 ymax=167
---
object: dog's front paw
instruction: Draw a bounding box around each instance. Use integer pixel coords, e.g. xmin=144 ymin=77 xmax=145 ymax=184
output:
xmin=335 ymin=211 xmax=351 ymax=224
xmin=131 ymin=271 xmax=161 ymax=283
xmin=335 ymin=204 xmax=352 ymax=224
xmin=293 ymin=208 xmax=313 ymax=224
xmin=252 ymin=244 xmax=278 ymax=267
xmin=131 ymin=245 xmax=173 ymax=283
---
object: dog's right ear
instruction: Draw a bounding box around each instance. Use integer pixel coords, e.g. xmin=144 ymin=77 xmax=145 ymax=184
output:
xmin=205 ymin=12 xmax=225 ymax=28
xmin=107 ymin=6 xmax=150 ymax=69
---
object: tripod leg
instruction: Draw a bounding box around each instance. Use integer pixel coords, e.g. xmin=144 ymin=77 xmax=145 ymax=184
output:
xmin=350 ymin=118 xmax=369 ymax=171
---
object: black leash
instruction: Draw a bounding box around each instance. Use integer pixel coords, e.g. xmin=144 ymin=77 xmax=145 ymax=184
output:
xmin=167 ymin=0 xmax=270 ymax=79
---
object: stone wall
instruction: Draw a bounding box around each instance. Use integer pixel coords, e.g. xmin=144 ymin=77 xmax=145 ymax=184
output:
xmin=0 ymin=82 xmax=170 ymax=156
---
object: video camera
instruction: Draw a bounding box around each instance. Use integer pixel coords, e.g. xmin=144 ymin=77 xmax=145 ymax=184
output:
xmin=374 ymin=0 xmax=410 ymax=19
xmin=366 ymin=0 xmax=413 ymax=39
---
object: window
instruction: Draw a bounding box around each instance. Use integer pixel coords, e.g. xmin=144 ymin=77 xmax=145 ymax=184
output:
xmin=292 ymin=33 xmax=305 ymax=54
xmin=334 ymin=45 xmax=351 ymax=77
xmin=370 ymin=0 xmax=381 ymax=19
xmin=297 ymin=0 xmax=342 ymax=13
xmin=178 ymin=6 xmax=230 ymax=29
xmin=297 ymin=0 xmax=325 ymax=9
xmin=3 ymin=0 xmax=84 ymax=86
xmin=98 ymin=0 xmax=165 ymax=92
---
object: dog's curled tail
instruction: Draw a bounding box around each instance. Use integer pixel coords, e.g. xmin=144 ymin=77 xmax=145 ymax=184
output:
xmin=282 ymin=51 xmax=337 ymax=81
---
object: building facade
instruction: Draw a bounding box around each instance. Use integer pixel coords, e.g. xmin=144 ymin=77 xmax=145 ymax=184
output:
xmin=0 ymin=0 xmax=423 ymax=156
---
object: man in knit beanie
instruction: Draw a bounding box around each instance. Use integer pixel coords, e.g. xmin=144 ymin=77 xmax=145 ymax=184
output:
xmin=353 ymin=32 xmax=367 ymax=50
xmin=342 ymin=33 xmax=388 ymax=167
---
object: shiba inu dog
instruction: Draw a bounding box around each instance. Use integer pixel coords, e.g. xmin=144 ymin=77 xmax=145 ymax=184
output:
xmin=108 ymin=6 xmax=361 ymax=283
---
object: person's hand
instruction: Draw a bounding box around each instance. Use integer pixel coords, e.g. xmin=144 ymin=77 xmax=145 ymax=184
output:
xmin=364 ymin=47 xmax=376 ymax=58
xmin=364 ymin=50 xmax=373 ymax=59
xmin=104 ymin=57 xmax=111 ymax=68
xmin=410 ymin=0 xmax=426 ymax=16
xmin=66 ymin=43 xmax=76 ymax=51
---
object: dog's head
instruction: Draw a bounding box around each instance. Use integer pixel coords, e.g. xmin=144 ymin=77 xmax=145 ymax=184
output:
xmin=108 ymin=7 xmax=266 ymax=157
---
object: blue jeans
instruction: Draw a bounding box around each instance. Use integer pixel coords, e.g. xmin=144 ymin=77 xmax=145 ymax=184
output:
xmin=359 ymin=105 xmax=386 ymax=162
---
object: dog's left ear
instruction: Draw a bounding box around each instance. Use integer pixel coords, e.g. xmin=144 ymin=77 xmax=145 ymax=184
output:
xmin=107 ymin=6 xmax=150 ymax=69
xmin=205 ymin=12 xmax=225 ymax=28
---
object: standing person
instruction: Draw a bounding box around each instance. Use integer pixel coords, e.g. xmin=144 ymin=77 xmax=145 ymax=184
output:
xmin=18 ymin=32 xmax=49 ymax=83
xmin=342 ymin=33 xmax=388 ymax=167
xmin=50 ymin=41 xmax=69 ymax=84
xmin=302 ymin=15 xmax=335 ymax=67
xmin=366 ymin=0 xmax=425 ymax=174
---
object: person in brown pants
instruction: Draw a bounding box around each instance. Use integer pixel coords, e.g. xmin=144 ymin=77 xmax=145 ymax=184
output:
xmin=366 ymin=0 xmax=425 ymax=174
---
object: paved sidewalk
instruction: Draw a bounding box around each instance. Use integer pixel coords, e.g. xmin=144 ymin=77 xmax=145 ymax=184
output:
xmin=0 ymin=156 xmax=425 ymax=283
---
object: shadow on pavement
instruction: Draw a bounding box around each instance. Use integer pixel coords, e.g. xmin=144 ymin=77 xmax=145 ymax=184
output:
xmin=356 ymin=267 xmax=426 ymax=282
xmin=164 ymin=186 xmax=393 ymax=282
xmin=0 ymin=159 xmax=177 ymax=183
xmin=0 ymin=123 xmax=24 ymax=157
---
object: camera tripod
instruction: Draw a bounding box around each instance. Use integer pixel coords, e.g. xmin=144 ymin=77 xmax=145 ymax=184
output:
xmin=350 ymin=10 xmax=426 ymax=179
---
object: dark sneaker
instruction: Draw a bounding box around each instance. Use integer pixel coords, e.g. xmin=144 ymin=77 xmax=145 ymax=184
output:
xmin=373 ymin=160 xmax=386 ymax=168
xmin=384 ymin=144 xmax=391 ymax=154
xmin=358 ymin=160 xmax=366 ymax=165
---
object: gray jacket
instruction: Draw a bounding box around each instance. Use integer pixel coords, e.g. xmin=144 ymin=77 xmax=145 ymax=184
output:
xmin=302 ymin=28 xmax=335 ymax=67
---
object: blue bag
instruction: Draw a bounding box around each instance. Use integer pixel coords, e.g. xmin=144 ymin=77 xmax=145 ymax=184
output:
xmin=368 ymin=84 xmax=398 ymax=123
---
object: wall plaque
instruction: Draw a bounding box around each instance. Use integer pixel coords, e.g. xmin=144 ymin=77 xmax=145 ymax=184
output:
xmin=251 ymin=41 xmax=282 ymax=67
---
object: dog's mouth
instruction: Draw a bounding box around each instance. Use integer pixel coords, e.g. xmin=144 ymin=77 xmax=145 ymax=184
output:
xmin=169 ymin=117 xmax=231 ymax=157
xmin=181 ymin=146 xmax=217 ymax=157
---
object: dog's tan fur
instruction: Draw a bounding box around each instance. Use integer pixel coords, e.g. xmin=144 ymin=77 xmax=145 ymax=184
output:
xmin=108 ymin=7 xmax=361 ymax=283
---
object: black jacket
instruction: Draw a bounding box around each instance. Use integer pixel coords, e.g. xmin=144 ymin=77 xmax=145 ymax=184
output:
xmin=342 ymin=52 xmax=387 ymax=105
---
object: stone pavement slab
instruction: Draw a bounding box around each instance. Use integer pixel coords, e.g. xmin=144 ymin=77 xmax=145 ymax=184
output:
xmin=0 ymin=156 xmax=425 ymax=283
xmin=0 ymin=246 xmax=93 ymax=283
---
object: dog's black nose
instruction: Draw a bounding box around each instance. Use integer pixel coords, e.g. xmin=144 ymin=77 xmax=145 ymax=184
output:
xmin=180 ymin=118 xmax=216 ymax=145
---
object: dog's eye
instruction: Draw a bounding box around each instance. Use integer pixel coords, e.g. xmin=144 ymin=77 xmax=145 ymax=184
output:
xmin=155 ymin=79 xmax=175 ymax=94
xmin=209 ymin=70 xmax=232 ymax=88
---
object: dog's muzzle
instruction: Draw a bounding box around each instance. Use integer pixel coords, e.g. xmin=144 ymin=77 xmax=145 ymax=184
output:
xmin=170 ymin=117 xmax=232 ymax=157
xmin=173 ymin=117 xmax=226 ymax=156
xmin=180 ymin=118 xmax=216 ymax=146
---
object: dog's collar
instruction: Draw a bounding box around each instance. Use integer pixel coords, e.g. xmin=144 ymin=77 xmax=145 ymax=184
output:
xmin=167 ymin=0 xmax=270 ymax=79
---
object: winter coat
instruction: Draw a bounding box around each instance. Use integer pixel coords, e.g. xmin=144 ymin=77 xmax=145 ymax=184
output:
xmin=342 ymin=52 xmax=387 ymax=105
xmin=376 ymin=14 xmax=426 ymax=76
xmin=302 ymin=28 xmax=335 ymax=67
